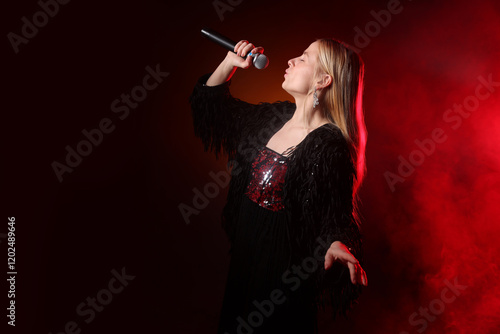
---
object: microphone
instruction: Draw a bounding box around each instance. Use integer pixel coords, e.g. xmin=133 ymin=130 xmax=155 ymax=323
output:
xmin=201 ymin=28 xmax=269 ymax=69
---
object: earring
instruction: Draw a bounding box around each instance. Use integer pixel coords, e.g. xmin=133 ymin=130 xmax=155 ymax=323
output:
xmin=313 ymin=88 xmax=319 ymax=108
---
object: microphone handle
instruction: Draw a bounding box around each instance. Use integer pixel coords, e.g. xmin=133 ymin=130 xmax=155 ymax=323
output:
xmin=201 ymin=28 xmax=236 ymax=51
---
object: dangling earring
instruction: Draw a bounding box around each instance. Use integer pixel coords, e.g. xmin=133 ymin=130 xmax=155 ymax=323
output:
xmin=313 ymin=88 xmax=319 ymax=109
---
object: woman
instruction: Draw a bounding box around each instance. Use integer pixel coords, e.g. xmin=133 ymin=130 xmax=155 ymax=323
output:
xmin=190 ymin=38 xmax=368 ymax=333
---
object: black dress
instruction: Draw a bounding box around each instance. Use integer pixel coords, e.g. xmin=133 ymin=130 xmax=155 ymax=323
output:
xmin=217 ymin=146 xmax=317 ymax=334
xmin=190 ymin=73 xmax=363 ymax=333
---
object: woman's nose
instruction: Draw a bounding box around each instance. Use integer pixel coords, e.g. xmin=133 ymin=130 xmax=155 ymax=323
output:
xmin=288 ymin=59 xmax=293 ymax=67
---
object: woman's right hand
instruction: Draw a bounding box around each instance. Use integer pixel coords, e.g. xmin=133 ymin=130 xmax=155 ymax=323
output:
xmin=224 ymin=40 xmax=265 ymax=69
xmin=206 ymin=40 xmax=264 ymax=86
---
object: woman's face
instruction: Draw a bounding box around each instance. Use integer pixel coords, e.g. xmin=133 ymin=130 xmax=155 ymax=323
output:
xmin=282 ymin=41 xmax=319 ymax=96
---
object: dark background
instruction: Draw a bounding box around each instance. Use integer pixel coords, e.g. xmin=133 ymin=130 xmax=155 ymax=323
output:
xmin=4 ymin=0 xmax=500 ymax=333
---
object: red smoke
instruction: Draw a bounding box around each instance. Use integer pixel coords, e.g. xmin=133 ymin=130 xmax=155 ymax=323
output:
xmin=353 ymin=0 xmax=500 ymax=333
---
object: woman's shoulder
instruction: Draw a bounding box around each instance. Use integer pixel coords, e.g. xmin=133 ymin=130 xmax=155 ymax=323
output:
xmin=244 ymin=100 xmax=295 ymax=127
xmin=288 ymin=124 xmax=346 ymax=168
xmin=304 ymin=123 xmax=349 ymax=154
xmin=256 ymin=100 xmax=296 ymax=113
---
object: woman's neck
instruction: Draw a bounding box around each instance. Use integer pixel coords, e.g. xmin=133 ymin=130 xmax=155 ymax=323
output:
xmin=290 ymin=95 xmax=329 ymax=130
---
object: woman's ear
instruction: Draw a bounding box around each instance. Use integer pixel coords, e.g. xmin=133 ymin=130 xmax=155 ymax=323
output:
xmin=317 ymin=74 xmax=332 ymax=89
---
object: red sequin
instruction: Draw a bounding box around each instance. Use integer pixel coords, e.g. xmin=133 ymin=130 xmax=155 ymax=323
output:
xmin=245 ymin=147 xmax=288 ymax=211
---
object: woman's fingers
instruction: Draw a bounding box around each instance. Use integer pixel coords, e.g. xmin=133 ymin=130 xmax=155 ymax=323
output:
xmin=347 ymin=261 xmax=368 ymax=286
xmin=241 ymin=43 xmax=255 ymax=57
xmin=234 ymin=40 xmax=247 ymax=55
xmin=347 ymin=261 xmax=357 ymax=284
xmin=351 ymin=262 xmax=368 ymax=286
xmin=343 ymin=252 xmax=358 ymax=265
xmin=234 ymin=40 xmax=252 ymax=56
xmin=324 ymin=252 xmax=334 ymax=270
xmin=351 ymin=263 xmax=368 ymax=286
xmin=360 ymin=265 xmax=368 ymax=286
xmin=253 ymin=46 xmax=264 ymax=54
xmin=234 ymin=40 xmax=263 ymax=57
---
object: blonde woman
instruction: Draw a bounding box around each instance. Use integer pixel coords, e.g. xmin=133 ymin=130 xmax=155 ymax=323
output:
xmin=190 ymin=38 xmax=368 ymax=333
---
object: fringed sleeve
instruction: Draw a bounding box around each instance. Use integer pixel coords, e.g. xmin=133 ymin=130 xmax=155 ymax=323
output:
xmin=189 ymin=73 xmax=262 ymax=160
xmin=298 ymin=126 xmax=363 ymax=318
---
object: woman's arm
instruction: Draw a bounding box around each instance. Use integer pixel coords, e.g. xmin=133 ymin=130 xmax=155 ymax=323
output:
xmin=311 ymin=133 xmax=366 ymax=285
xmin=189 ymin=41 xmax=267 ymax=159
xmin=304 ymin=128 xmax=367 ymax=315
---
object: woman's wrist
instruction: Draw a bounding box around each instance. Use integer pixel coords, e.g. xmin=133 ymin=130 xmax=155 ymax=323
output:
xmin=206 ymin=56 xmax=237 ymax=87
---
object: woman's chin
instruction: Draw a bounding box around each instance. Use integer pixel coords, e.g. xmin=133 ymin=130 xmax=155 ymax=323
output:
xmin=281 ymin=80 xmax=288 ymax=91
xmin=281 ymin=82 xmax=297 ymax=96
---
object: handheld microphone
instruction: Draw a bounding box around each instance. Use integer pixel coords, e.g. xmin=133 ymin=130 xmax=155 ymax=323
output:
xmin=201 ymin=28 xmax=269 ymax=70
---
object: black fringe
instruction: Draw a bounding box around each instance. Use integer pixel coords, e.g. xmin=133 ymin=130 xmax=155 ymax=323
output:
xmin=284 ymin=125 xmax=363 ymax=319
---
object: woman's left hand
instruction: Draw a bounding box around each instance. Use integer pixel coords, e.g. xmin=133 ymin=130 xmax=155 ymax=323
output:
xmin=324 ymin=241 xmax=368 ymax=286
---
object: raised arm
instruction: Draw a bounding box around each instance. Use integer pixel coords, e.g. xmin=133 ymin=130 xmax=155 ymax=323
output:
xmin=189 ymin=41 xmax=268 ymax=159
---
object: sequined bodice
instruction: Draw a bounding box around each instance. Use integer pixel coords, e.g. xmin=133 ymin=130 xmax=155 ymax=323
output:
xmin=244 ymin=146 xmax=289 ymax=212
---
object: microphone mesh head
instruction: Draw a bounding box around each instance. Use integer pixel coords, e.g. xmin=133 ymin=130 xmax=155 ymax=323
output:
xmin=253 ymin=54 xmax=269 ymax=70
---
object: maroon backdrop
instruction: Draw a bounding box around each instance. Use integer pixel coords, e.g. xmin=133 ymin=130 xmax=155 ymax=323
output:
xmin=4 ymin=0 xmax=500 ymax=333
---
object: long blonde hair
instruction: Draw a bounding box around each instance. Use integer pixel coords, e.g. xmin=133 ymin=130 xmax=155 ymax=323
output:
xmin=314 ymin=38 xmax=367 ymax=200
